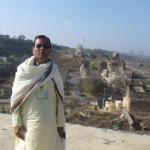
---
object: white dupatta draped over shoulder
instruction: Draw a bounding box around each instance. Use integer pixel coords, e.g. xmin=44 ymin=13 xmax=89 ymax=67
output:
xmin=10 ymin=56 xmax=64 ymax=113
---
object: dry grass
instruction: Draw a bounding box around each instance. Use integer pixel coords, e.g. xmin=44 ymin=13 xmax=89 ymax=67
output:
xmin=65 ymin=100 xmax=150 ymax=133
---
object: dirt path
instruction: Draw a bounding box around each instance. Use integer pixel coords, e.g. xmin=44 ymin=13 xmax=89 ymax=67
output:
xmin=66 ymin=124 xmax=150 ymax=150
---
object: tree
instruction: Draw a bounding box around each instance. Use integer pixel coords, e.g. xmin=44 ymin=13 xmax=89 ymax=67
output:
xmin=80 ymin=78 xmax=106 ymax=96
xmin=18 ymin=35 xmax=26 ymax=40
xmin=112 ymin=79 xmax=124 ymax=91
xmin=89 ymin=60 xmax=99 ymax=69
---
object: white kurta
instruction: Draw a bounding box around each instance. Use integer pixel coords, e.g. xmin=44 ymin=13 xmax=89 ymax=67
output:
xmin=13 ymin=80 xmax=65 ymax=150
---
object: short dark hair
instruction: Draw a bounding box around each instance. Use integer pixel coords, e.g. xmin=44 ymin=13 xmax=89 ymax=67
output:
xmin=33 ymin=35 xmax=51 ymax=48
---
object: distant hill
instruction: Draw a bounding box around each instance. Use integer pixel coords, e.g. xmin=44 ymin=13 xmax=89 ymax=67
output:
xmin=0 ymin=34 xmax=70 ymax=57
xmin=0 ymin=34 xmax=149 ymax=61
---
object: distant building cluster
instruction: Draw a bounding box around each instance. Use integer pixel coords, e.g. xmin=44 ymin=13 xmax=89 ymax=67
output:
xmin=99 ymin=52 xmax=126 ymax=77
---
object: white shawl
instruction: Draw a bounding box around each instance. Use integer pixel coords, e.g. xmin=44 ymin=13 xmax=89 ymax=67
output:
xmin=10 ymin=56 xmax=64 ymax=113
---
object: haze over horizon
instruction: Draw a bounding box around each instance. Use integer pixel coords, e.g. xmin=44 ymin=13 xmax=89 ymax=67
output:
xmin=0 ymin=0 xmax=150 ymax=55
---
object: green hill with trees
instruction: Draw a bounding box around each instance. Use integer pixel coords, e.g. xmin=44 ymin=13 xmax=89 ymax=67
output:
xmin=0 ymin=34 xmax=70 ymax=57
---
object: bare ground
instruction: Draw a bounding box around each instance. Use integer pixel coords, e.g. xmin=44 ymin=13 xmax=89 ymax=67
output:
xmin=0 ymin=114 xmax=150 ymax=150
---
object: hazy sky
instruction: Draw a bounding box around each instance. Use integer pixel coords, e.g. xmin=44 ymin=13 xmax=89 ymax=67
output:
xmin=0 ymin=0 xmax=150 ymax=55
